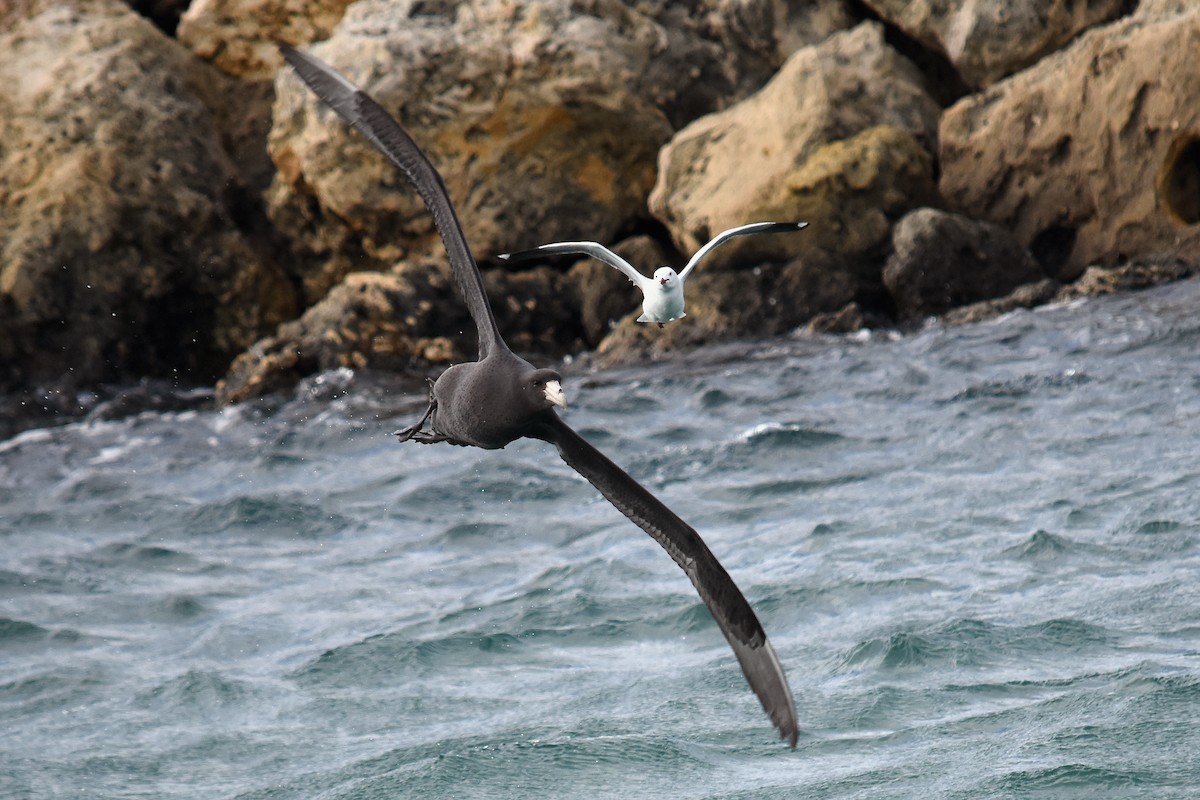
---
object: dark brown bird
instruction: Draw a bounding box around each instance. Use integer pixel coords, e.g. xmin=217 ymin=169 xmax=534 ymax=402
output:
xmin=280 ymin=44 xmax=799 ymax=747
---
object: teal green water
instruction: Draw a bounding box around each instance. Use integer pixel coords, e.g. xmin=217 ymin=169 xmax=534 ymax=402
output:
xmin=3 ymin=280 xmax=1200 ymax=798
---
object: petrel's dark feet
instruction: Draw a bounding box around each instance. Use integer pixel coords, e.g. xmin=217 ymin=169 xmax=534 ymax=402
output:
xmin=395 ymin=380 xmax=438 ymax=442
xmin=405 ymin=430 xmax=454 ymax=444
xmin=393 ymin=417 xmax=429 ymax=442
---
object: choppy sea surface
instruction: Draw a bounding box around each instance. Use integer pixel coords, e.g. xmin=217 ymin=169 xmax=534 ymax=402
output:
xmin=4 ymin=279 xmax=1200 ymax=799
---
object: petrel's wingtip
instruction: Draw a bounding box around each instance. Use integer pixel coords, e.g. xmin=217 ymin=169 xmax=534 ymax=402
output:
xmin=277 ymin=42 xmax=302 ymax=63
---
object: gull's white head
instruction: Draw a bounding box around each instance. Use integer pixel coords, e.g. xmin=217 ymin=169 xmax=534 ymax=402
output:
xmin=653 ymin=266 xmax=678 ymax=288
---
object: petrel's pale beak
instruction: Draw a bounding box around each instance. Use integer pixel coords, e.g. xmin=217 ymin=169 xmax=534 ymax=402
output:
xmin=659 ymin=277 xmax=669 ymax=285
xmin=544 ymin=379 xmax=567 ymax=409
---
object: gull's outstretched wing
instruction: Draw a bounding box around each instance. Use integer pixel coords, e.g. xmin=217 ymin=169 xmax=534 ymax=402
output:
xmin=680 ymin=222 xmax=809 ymax=281
xmin=529 ymin=412 xmax=799 ymax=747
xmin=280 ymin=45 xmax=505 ymax=359
xmin=501 ymin=242 xmax=653 ymax=293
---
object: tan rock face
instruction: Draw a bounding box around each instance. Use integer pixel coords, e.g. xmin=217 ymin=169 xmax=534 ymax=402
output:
xmin=939 ymin=8 xmax=1200 ymax=280
xmin=0 ymin=0 xmax=294 ymax=390
xmin=860 ymin=0 xmax=1130 ymax=89
xmin=698 ymin=0 xmax=858 ymax=75
xmin=768 ymin=126 xmax=940 ymax=270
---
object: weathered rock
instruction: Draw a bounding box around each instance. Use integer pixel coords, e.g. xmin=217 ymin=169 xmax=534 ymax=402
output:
xmin=1052 ymin=259 xmax=1193 ymax=303
xmin=484 ymin=265 xmax=585 ymax=357
xmin=178 ymin=0 xmax=355 ymax=79
xmin=763 ymin=0 xmax=860 ymax=60
xmin=216 ymin=260 xmax=581 ymax=404
xmin=939 ymin=6 xmax=1200 ymax=281
xmin=216 ymin=267 xmax=461 ymax=404
xmin=648 ymin=22 xmax=942 ymax=272
xmin=938 ymin=259 xmax=1195 ymax=328
xmin=266 ymin=0 xmax=758 ymax=303
xmin=939 ymin=279 xmax=1062 ymax=326
xmin=883 ymin=207 xmax=1045 ymax=320
xmin=0 ymin=0 xmax=295 ymax=392
xmin=860 ymin=0 xmax=1130 ymax=90
xmin=803 ymin=302 xmax=880 ymax=334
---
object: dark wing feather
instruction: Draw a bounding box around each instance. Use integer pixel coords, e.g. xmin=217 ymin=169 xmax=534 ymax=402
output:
xmin=279 ymin=45 xmax=504 ymax=360
xmin=530 ymin=413 xmax=799 ymax=747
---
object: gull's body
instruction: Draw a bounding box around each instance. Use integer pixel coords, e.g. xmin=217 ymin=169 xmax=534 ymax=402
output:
xmin=280 ymin=45 xmax=799 ymax=747
xmin=501 ymin=222 xmax=808 ymax=326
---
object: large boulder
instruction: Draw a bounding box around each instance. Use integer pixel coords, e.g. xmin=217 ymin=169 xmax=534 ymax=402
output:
xmin=939 ymin=5 xmax=1200 ymax=280
xmin=883 ymin=207 xmax=1045 ymax=320
xmin=648 ymin=22 xmax=942 ymax=273
xmin=0 ymin=0 xmax=295 ymax=392
xmin=592 ymin=127 xmax=938 ymax=365
xmin=860 ymin=0 xmax=1130 ymax=89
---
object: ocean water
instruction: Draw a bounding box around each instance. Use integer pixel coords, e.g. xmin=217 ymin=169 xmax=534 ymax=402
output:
xmin=3 ymin=279 xmax=1200 ymax=799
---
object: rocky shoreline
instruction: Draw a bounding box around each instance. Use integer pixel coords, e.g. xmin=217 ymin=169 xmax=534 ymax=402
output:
xmin=2 ymin=0 xmax=1198 ymax=438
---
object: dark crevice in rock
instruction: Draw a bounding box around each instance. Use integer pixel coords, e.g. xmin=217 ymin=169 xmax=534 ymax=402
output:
xmin=1030 ymin=225 xmax=1079 ymax=277
xmin=124 ymin=0 xmax=189 ymax=36
xmin=1160 ymin=135 xmax=1200 ymax=226
xmin=843 ymin=0 xmax=971 ymax=108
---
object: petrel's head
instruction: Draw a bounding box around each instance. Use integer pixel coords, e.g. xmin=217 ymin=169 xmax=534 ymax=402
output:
xmin=527 ymin=368 xmax=567 ymax=411
xmin=653 ymin=266 xmax=678 ymax=288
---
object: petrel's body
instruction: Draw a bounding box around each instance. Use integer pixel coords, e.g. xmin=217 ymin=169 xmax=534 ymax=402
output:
xmin=281 ymin=44 xmax=799 ymax=747
xmin=500 ymin=222 xmax=808 ymax=327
